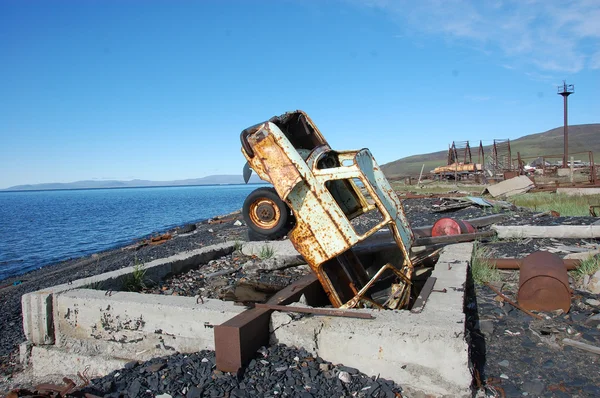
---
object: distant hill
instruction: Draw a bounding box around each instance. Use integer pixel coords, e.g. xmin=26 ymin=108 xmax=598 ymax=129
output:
xmin=2 ymin=174 xmax=264 ymax=192
xmin=381 ymin=123 xmax=600 ymax=178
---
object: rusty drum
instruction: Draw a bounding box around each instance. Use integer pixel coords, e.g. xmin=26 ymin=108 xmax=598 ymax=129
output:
xmin=431 ymin=218 xmax=476 ymax=237
xmin=518 ymin=251 xmax=571 ymax=313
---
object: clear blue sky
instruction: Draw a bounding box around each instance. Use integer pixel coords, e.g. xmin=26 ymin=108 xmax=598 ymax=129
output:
xmin=1 ymin=0 xmax=599 ymax=189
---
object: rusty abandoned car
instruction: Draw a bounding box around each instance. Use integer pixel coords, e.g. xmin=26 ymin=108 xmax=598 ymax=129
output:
xmin=240 ymin=110 xmax=415 ymax=310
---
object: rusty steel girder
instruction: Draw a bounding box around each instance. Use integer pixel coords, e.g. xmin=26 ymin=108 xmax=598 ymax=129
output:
xmin=240 ymin=110 xmax=414 ymax=309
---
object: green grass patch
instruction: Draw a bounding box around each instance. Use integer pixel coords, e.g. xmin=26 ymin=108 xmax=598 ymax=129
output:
xmin=258 ymin=245 xmax=275 ymax=260
xmin=471 ymin=243 xmax=501 ymax=285
xmin=509 ymin=192 xmax=600 ymax=216
xmin=233 ymin=240 xmax=243 ymax=252
xmin=123 ymin=257 xmax=150 ymax=292
xmin=571 ymin=255 xmax=600 ymax=281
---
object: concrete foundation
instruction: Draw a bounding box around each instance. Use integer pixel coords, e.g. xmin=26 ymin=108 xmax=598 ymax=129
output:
xmin=270 ymin=242 xmax=473 ymax=397
xmin=22 ymin=242 xmax=236 ymax=345
xmin=22 ymin=241 xmax=473 ymax=397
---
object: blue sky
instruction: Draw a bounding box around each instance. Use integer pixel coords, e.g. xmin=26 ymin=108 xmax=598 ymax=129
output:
xmin=1 ymin=0 xmax=598 ymax=189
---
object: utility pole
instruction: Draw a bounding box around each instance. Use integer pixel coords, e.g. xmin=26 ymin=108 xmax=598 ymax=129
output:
xmin=558 ymin=81 xmax=574 ymax=168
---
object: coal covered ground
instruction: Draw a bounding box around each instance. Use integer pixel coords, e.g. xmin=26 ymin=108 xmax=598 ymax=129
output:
xmin=80 ymin=345 xmax=403 ymax=398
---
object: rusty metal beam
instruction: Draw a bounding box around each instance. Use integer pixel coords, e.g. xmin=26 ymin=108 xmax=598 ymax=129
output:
xmin=413 ymin=230 xmax=495 ymax=246
xmin=214 ymin=273 xmax=327 ymax=373
xmin=410 ymin=277 xmax=437 ymax=314
xmin=485 ymin=282 xmax=544 ymax=320
xmin=253 ymin=303 xmax=374 ymax=319
xmin=484 ymin=258 xmax=580 ymax=270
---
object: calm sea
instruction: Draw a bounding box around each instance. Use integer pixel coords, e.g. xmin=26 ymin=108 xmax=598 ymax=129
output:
xmin=0 ymin=184 xmax=266 ymax=281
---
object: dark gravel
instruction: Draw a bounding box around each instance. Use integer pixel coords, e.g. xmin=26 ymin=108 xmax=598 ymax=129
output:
xmin=467 ymin=280 xmax=600 ymax=397
xmin=80 ymin=344 xmax=403 ymax=398
xmin=141 ymin=252 xmax=310 ymax=301
xmin=402 ymin=198 xmax=518 ymax=227
xmin=483 ymin=238 xmax=598 ymax=259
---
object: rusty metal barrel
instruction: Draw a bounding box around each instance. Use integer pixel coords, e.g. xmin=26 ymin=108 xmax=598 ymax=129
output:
xmin=431 ymin=218 xmax=476 ymax=237
xmin=518 ymin=251 xmax=571 ymax=313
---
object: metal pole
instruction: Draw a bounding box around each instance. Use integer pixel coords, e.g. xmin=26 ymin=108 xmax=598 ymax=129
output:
xmin=564 ymin=92 xmax=568 ymax=168
xmin=558 ymin=81 xmax=574 ymax=168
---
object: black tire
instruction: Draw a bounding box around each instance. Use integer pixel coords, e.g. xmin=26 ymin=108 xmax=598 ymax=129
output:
xmin=243 ymin=187 xmax=291 ymax=240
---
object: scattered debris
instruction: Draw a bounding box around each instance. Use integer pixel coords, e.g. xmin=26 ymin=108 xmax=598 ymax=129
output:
xmin=484 ymin=175 xmax=535 ymax=197
xmin=149 ymin=233 xmax=172 ymax=246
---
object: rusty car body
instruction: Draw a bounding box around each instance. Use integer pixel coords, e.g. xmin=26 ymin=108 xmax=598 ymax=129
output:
xmin=240 ymin=110 xmax=414 ymax=309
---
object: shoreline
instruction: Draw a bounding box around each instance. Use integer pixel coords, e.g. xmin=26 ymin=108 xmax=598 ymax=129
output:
xmin=0 ymin=207 xmax=248 ymax=284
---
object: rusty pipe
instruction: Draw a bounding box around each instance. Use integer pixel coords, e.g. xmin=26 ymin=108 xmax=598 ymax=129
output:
xmin=483 ymin=258 xmax=580 ymax=270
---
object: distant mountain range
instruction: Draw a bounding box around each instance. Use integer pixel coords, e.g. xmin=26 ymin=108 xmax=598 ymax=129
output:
xmin=2 ymin=174 xmax=264 ymax=191
xmin=381 ymin=123 xmax=600 ymax=178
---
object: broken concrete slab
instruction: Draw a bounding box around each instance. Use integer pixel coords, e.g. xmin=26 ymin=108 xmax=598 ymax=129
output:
xmin=240 ymin=240 xmax=299 ymax=258
xmin=484 ymin=175 xmax=534 ymax=198
xmin=30 ymin=345 xmax=129 ymax=382
xmin=269 ymin=243 xmax=473 ymax=397
xmin=587 ymin=270 xmax=600 ymax=294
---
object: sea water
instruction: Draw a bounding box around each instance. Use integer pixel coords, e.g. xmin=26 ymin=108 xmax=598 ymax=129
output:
xmin=0 ymin=184 xmax=266 ymax=281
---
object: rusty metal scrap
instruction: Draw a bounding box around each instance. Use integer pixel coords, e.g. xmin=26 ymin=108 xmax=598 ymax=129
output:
xmin=485 ymin=282 xmax=544 ymax=320
xmin=431 ymin=218 xmax=476 ymax=237
xmin=215 ymin=273 xmax=328 ymax=373
xmin=149 ymin=233 xmax=172 ymax=245
xmin=8 ymin=371 xmax=90 ymax=397
xmin=241 ymin=110 xmax=414 ymax=310
xmin=252 ymin=303 xmax=375 ymax=319
xmin=485 ymin=257 xmax=580 ymax=270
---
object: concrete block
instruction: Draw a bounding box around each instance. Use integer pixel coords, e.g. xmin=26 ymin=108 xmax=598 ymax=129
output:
xmin=241 ymin=240 xmax=299 ymax=257
xmin=270 ymin=243 xmax=472 ymax=397
xmin=31 ymin=345 xmax=128 ymax=381
xmin=22 ymin=291 xmax=54 ymax=345
xmin=53 ymin=289 xmax=244 ymax=363
xmin=22 ymin=241 xmax=236 ymax=346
